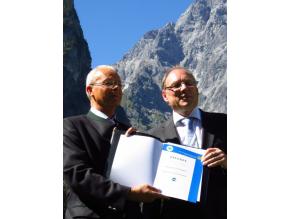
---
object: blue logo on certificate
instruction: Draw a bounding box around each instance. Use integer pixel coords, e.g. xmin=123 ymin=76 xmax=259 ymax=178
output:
xmin=166 ymin=146 xmax=173 ymax=152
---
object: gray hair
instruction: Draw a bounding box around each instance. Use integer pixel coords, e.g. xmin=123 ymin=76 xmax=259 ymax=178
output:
xmin=85 ymin=65 xmax=117 ymax=99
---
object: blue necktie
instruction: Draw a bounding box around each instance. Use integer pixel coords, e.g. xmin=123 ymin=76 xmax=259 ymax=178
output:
xmin=181 ymin=117 xmax=196 ymax=146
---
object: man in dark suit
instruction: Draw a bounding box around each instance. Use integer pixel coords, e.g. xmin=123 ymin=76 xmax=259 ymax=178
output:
xmin=144 ymin=66 xmax=227 ymax=219
xmin=63 ymin=65 xmax=164 ymax=219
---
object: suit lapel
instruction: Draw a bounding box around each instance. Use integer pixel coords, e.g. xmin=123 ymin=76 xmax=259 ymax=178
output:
xmin=86 ymin=111 xmax=115 ymax=141
xmin=200 ymin=110 xmax=215 ymax=149
xmin=202 ymin=131 xmax=215 ymax=149
xmin=162 ymin=119 xmax=181 ymax=144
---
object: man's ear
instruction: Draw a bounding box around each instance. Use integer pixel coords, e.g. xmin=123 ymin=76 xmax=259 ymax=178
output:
xmin=162 ymin=90 xmax=169 ymax=103
xmin=86 ymin=86 xmax=92 ymax=96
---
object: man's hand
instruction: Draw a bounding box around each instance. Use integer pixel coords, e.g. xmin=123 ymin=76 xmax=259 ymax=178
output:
xmin=201 ymin=147 xmax=227 ymax=169
xmin=125 ymin=127 xmax=136 ymax=137
xmin=127 ymin=184 xmax=168 ymax=203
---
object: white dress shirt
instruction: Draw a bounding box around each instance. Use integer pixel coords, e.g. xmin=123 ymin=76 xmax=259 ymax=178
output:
xmin=173 ymin=107 xmax=203 ymax=148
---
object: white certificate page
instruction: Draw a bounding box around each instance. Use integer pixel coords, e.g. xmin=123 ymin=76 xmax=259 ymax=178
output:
xmin=110 ymin=134 xmax=162 ymax=187
xmin=153 ymin=143 xmax=204 ymax=203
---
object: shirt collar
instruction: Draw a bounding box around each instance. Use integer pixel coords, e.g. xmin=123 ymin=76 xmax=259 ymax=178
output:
xmin=90 ymin=107 xmax=109 ymax=119
xmin=173 ymin=107 xmax=201 ymax=126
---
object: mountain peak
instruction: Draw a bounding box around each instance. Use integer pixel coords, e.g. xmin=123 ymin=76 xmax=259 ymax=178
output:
xmin=63 ymin=0 xmax=227 ymax=130
xmin=115 ymin=0 xmax=227 ymax=130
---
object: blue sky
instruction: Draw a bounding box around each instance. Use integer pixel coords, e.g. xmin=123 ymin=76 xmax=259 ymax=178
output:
xmin=74 ymin=0 xmax=195 ymax=67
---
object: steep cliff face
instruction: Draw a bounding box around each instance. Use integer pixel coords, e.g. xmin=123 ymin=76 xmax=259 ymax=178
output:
xmin=116 ymin=0 xmax=227 ymax=130
xmin=63 ymin=0 xmax=227 ymax=129
xmin=63 ymin=0 xmax=91 ymax=117
xmin=177 ymin=0 xmax=227 ymax=112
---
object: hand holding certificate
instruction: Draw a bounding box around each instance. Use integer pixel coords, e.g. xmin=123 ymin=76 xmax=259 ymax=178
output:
xmin=108 ymin=133 xmax=205 ymax=203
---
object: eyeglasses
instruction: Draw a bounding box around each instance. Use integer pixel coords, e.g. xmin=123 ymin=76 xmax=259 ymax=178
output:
xmin=90 ymin=81 xmax=123 ymax=89
xmin=165 ymin=81 xmax=197 ymax=92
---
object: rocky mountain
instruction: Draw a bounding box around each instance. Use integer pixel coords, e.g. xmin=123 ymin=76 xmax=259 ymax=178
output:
xmin=63 ymin=0 xmax=91 ymax=117
xmin=63 ymin=0 xmax=227 ymax=131
xmin=63 ymin=0 xmax=130 ymax=125
xmin=115 ymin=0 xmax=227 ymax=130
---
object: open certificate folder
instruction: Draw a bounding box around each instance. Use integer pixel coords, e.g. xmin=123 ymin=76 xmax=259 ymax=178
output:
xmin=108 ymin=133 xmax=205 ymax=203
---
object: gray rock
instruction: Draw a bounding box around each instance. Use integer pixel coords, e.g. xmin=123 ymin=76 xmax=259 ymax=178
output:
xmin=63 ymin=0 xmax=227 ymax=130
xmin=115 ymin=0 xmax=227 ymax=130
xmin=63 ymin=0 xmax=91 ymax=117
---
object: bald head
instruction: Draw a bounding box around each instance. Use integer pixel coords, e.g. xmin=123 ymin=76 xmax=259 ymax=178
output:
xmin=85 ymin=65 xmax=122 ymax=117
xmin=85 ymin=65 xmax=118 ymax=98
xmin=86 ymin=65 xmax=117 ymax=86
